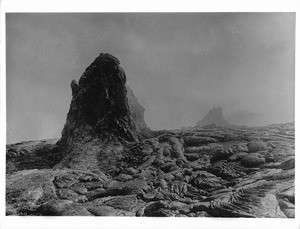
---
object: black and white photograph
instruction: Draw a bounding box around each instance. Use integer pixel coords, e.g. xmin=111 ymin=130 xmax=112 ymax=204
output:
xmin=0 ymin=1 xmax=299 ymax=229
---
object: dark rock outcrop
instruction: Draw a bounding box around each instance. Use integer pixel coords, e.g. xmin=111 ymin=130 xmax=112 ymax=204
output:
xmin=6 ymin=139 xmax=60 ymax=174
xmin=59 ymin=53 xmax=139 ymax=148
xmin=54 ymin=53 xmax=149 ymax=174
xmin=195 ymin=107 xmax=229 ymax=128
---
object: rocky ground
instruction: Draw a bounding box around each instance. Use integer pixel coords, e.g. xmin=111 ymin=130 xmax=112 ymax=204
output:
xmin=6 ymin=122 xmax=295 ymax=217
xmin=6 ymin=53 xmax=295 ymax=217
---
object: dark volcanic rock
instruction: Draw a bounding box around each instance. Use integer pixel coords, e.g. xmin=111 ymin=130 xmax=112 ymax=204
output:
xmin=278 ymin=158 xmax=295 ymax=170
xmin=247 ymin=141 xmax=268 ymax=153
xmin=195 ymin=107 xmax=229 ymax=128
xmin=59 ymin=53 xmax=139 ymax=147
xmin=241 ymin=153 xmax=266 ymax=167
xmin=38 ymin=199 xmax=92 ymax=216
xmin=54 ymin=53 xmax=150 ymax=174
xmin=6 ymin=139 xmax=60 ymax=174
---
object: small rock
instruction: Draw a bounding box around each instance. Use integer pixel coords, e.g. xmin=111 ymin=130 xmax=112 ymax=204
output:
xmin=162 ymin=173 xmax=175 ymax=182
xmin=158 ymin=179 xmax=168 ymax=189
xmin=265 ymin=153 xmax=276 ymax=163
xmin=120 ymin=179 xmax=150 ymax=194
xmin=277 ymin=187 xmax=295 ymax=204
xmin=163 ymin=147 xmax=172 ymax=157
xmin=39 ymin=199 xmax=92 ymax=216
xmin=156 ymin=148 xmax=165 ymax=161
xmin=227 ymin=152 xmax=248 ymax=162
xmin=278 ymin=198 xmax=295 ymax=210
xmin=278 ymin=158 xmax=295 ymax=170
xmin=71 ymin=184 xmax=88 ymax=195
xmin=104 ymin=195 xmax=138 ymax=211
xmin=123 ymin=167 xmax=138 ymax=175
xmin=175 ymin=158 xmax=184 ymax=166
xmin=283 ymin=208 xmax=295 ymax=218
xmin=259 ymin=162 xmax=281 ymax=169
xmin=115 ymin=174 xmax=133 ymax=182
xmin=141 ymin=148 xmax=153 ymax=156
xmin=210 ymin=146 xmax=234 ymax=162
xmin=235 ymin=144 xmax=249 ymax=152
xmin=161 ymin=162 xmax=177 ymax=173
xmin=85 ymin=181 xmax=105 ymax=190
xmin=58 ymin=188 xmax=79 ymax=200
xmin=143 ymin=201 xmax=167 ymax=216
xmin=185 ymin=153 xmax=199 ymax=161
xmin=74 ymin=195 xmax=88 ymax=203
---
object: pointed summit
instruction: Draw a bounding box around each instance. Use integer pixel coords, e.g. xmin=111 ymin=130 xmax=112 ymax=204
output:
xmin=55 ymin=53 xmax=149 ymax=173
xmin=195 ymin=107 xmax=229 ymax=128
xmin=59 ymin=53 xmax=140 ymax=149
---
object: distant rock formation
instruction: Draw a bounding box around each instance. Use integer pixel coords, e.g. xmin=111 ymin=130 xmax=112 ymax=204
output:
xmin=126 ymin=86 xmax=150 ymax=134
xmin=195 ymin=107 xmax=229 ymax=128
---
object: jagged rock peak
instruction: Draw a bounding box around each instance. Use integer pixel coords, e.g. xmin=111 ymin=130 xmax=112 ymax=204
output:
xmin=195 ymin=107 xmax=229 ymax=128
xmin=59 ymin=53 xmax=139 ymax=148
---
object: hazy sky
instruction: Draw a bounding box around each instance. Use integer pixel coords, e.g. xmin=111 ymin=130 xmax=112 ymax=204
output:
xmin=6 ymin=13 xmax=295 ymax=143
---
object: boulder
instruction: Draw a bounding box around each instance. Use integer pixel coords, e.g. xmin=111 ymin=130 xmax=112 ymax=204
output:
xmin=58 ymin=188 xmax=79 ymax=200
xmin=38 ymin=199 xmax=92 ymax=216
xmin=282 ymin=208 xmax=295 ymax=218
xmin=210 ymin=146 xmax=234 ymax=162
xmin=227 ymin=152 xmax=248 ymax=162
xmin=103 ymin=195 xmax=139 ymax=211
xmin=247 ymin=141 xmax=268 ymax=153
xmin=115 ymin=174 xmax=133 ymax=181
xmin=278 ymin=158 xmax=295 ymax=170
xmin=185 ymin=153 xmax=200 ymax=161
xmin=241 ymin=153 xmax=266 ymax=167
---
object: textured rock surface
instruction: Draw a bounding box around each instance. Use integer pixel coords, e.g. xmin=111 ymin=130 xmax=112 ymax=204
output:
xmin=58 ymin=53 xmax=139 ymax=147
xmin=6 ymin=54 xmax=295 ymax=218
xmin=54 ymin=53 xmax=150 ymax=174
xmin=6 ymin=139 xmax=60 ymax=174
xmin=6 ymin=122 xmax=294 ymax=217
